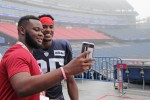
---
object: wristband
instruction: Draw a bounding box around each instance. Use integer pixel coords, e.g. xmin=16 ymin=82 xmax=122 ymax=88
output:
xmin=60 ymin=67 xmax=67 ymax=80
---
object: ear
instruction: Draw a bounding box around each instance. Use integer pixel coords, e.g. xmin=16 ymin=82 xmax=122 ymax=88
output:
xmin=18 ymin=26 xmax=25 ymax=35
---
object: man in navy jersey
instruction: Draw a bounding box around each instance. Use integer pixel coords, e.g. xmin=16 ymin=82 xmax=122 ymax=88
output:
xmin=33 ymin=14 xmax=78 ymax=100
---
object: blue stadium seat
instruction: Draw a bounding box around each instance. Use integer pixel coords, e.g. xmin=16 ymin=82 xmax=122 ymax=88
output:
xmin=143 ymin=69 xmax=150 ymax=83
xmin=128 ymin=68 xmax=142 ymax=83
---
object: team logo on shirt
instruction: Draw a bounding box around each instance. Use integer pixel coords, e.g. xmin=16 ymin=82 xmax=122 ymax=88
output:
xmin=54 ymin=50 xmax=65 ymax=56
xmin=44 ymin=51 xmax=49 ymax=57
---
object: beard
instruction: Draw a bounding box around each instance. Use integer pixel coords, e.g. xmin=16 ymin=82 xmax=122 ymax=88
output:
xmin=25 ymin=30 xmax=42 ymax=49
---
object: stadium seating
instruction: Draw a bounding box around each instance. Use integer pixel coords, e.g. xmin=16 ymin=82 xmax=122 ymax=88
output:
xmin=1 ymin=0 xmax=150 ymax=59
xmin=143 ymin=69 xmax=150 ymax=83
xmin=1 ymin=0 xmax=137 ymax=26
xmin=0 ymin=22 xmax=110 ymax=40
xmin=54 ymin=27 xmax=110 ymax=39
xmin=100 ymin=28 xmax=150 ymax=40
xmin=128 ymin=68 xmax=142 ymax=83
xmin=0 ymin=23 xmax=18 ymax=38
xmin=114 ymin=64 xmax=150 ymax=86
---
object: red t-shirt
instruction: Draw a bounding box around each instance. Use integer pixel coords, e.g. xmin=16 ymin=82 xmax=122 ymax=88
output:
xmin=0 ymin=44 xmax=41 ymax=100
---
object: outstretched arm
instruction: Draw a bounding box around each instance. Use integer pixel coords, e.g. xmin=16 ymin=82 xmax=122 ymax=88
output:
xmin=10 ymin=51 xmax=94 ymax=97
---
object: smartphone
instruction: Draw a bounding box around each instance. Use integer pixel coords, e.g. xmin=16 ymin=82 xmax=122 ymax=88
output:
xmin=81 ymin=42 xmax=94 ymax=58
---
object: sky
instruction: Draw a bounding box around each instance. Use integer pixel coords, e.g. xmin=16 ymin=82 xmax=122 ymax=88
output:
xmin=126 ymin=0 xmax=150 ymax=18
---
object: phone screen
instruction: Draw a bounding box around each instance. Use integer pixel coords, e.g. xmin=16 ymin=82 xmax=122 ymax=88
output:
xmin=81 ymin=42 xmax=94 ymax=58
xmin=87 ymin=46 xmax=94 ymax=58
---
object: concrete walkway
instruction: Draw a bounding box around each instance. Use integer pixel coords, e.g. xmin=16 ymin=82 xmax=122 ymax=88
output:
xmin=63 ymin=80 xmax=150 ymax=100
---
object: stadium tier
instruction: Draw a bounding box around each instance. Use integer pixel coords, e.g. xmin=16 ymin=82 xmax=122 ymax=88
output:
xmin=100 ymin=28 xmax=150 ymax=41
xmin=0 ymin=23 xmax=18 ymax=39
xmin=0 ymin=22 xmax=110 ymax=40
xmin=1 ymin=0 xmax=138 ymax=28
xmin=54 ymin=27 xmax=111 ymax=39
xmin=0 ymin=0 xmax=150 ymax=58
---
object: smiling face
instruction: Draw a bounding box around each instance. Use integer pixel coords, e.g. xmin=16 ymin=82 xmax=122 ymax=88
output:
xmin=25 ymin=19 xmax=44 ymax=49
xmin=39 ymin=16 xmax=54 ymax=44
xmin=42 ymin=24 xmax=54 ymax=42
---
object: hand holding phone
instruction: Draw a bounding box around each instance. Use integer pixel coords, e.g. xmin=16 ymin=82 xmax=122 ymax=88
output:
xmin=81 ymin=42 xmax=94 ymax=58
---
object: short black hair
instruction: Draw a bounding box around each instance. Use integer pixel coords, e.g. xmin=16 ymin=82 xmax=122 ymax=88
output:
xmin=38 ymin=14 xmax=54 ymax=20
xmin=18 ymin=15 xmax=39 ymax=28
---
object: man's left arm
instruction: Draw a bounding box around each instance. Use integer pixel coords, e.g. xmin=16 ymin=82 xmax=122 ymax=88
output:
xmin=65 ymin=40 xmax=78 ymax=100
xmin=66 ymin=76 xmax=78 ymax=100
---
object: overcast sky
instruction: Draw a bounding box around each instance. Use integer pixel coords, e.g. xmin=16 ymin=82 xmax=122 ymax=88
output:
xmin=126 ymin=0 xmax=150 ymax=18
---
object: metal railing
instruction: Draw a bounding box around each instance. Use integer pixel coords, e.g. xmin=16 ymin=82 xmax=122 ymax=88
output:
xmin=75 ymin=56 xmax=122 ymax=80
xmin=75 ymin=56 xmax=125 ymax=94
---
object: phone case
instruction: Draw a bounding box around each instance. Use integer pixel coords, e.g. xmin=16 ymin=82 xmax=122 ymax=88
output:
xmin=81 ymin=42 xmax=94 ymax=58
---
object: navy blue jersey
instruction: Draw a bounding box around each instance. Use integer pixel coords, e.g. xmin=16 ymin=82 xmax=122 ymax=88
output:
xmin=33 ymin=39 xmax=72 ymax=99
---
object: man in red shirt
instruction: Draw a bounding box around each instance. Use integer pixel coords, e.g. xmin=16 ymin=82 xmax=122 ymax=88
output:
xmin=0 ymin=15 xmax=94 ymax=100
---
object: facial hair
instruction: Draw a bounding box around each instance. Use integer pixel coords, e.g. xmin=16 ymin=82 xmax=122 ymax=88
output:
xmin=25 ymin=30 xmax=42 ymax=49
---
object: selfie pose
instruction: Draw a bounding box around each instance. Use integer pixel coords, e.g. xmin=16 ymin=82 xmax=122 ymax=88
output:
xmin=0 ymin=15 xmax=94 ymax=100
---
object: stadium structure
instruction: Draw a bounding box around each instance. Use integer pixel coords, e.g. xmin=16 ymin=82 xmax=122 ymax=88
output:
xmin=1 ymin=0 xmax=148 ymax=58
xmin=1 ymin=0 xmax=150 ymax=99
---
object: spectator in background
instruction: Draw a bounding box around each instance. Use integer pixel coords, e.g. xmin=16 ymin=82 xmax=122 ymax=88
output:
xmin=0 ymin=15 xmax=94 ymax=100
xmin=33 ymin=14 xmax=78 ymax=100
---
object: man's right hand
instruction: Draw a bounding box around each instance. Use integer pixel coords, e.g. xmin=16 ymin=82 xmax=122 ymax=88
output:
xmin=64 ymin=51 xmax=95 ymax=76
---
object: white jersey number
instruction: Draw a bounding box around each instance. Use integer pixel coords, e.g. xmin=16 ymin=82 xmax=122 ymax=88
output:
xmin=37 ymin=58 xmax=64 ymax=73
